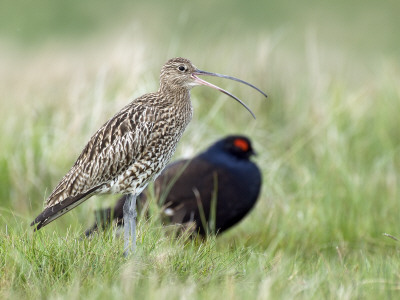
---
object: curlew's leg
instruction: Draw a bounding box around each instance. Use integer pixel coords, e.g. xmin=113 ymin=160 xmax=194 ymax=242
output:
xmin=123 ymin=193 xmax=137 ymax=256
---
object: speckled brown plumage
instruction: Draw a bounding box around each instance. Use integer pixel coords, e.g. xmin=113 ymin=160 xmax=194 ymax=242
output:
xmin=32 ymin=58 xmax=194 ymax=229
xmin=48 ymin=95 xmax=192 ymax=204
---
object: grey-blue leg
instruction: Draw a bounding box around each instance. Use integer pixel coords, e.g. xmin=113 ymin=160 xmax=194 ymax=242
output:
xmin=123 ymin=193 xmax=137 ymax=256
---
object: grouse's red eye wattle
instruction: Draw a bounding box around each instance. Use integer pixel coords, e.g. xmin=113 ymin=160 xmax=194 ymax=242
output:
xmin=233 ymin=138 xmax=249 ymax=152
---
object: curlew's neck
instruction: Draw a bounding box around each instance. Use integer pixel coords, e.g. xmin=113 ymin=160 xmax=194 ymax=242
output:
xmin=158 ymin=84 xmax=192 ymax=105
xmin=155 ymin=83 xmax=193 ymax=129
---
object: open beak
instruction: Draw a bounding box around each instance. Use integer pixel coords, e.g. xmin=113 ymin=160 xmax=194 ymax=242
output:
xmin=191 ymin=69 xmax=268 ymax=119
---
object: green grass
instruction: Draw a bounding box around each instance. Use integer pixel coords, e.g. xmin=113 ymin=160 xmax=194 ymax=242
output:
xmin=1 ymin=1 xmax=400 ymax=299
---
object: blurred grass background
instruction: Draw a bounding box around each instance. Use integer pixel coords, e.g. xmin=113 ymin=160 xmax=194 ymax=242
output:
xmin=1 ymin=0 xmax=400 ymax=298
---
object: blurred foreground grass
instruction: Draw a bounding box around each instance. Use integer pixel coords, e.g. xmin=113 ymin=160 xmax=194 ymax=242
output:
xmin=1 ymin=1 xmax=400 ymax=299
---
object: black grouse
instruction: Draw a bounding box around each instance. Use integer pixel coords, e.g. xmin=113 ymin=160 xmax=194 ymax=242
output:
xmin=85 ymin=135 xmax=262 ymax=236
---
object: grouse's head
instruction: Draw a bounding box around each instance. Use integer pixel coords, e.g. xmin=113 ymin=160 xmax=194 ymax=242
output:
xmin=208 ymin=135 xmax=256 ymax=160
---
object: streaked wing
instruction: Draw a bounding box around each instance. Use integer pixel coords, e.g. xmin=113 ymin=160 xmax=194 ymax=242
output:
xmin=45 ymin=99 xmax=157 ymax=208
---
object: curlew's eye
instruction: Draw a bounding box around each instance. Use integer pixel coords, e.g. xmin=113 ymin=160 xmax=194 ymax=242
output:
xmin=178 ymin=65 xmax=186 ymax=72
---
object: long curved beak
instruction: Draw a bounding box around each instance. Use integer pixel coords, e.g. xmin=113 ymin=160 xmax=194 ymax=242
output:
xmin=191 ymin=69 xmax=267 ymax=119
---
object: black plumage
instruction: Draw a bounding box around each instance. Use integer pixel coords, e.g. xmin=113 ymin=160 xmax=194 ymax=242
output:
xmin=85 ymin=135 xmax=262 ymax=236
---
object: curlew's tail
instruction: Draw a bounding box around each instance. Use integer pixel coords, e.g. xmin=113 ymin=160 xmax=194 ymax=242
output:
xmin=31 ymin=186 xmax=100 ymax=231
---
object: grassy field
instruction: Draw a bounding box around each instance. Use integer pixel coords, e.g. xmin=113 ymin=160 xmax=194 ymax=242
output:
xmin=1 ymin=1 xmax=400 ymax=299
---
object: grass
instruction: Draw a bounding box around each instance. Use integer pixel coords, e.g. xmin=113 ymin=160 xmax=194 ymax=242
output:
xmin=1 ymin=1 xmax=400 ymax=299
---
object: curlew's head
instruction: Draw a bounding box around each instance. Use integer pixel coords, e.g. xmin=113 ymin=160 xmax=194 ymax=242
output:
xmin=160 ymin=57 xmax=267 ymax=119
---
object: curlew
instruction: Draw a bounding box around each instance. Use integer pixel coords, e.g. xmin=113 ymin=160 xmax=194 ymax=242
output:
xmin=85 ymin=135 xmax=262 ymax=237
xmin=31 ymin=57 xmax=267 ymax=254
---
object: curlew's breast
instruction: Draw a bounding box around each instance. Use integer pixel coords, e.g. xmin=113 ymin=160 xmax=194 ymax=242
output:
xmin=108 ymin=101 xmax=193 ymax=195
